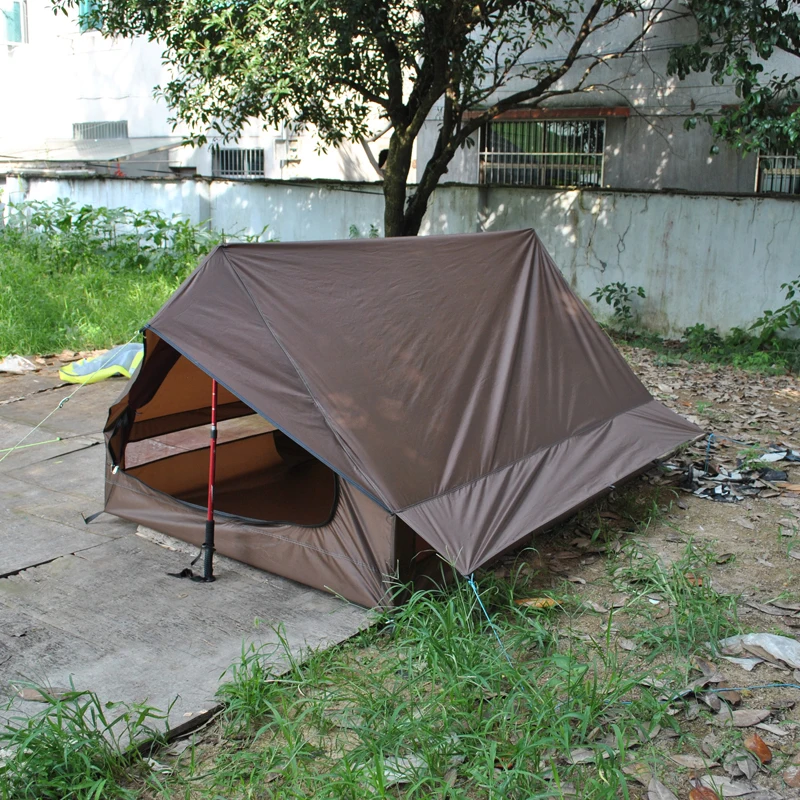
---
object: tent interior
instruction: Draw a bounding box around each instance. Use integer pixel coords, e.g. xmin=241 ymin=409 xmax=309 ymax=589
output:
xmin=111 ymin=332 xmax=442 ymax=596
xmin=120 ymin=341 xmax=339 ymax=528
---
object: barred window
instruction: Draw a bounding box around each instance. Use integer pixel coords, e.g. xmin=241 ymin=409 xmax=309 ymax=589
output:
xmin=479 ymin=119 xmax=605 ymax=187
xmin=212 ymin=147 xmax=265 ymax=179
xmin=73 ymin=121 xmax=129 ymax=140
xmin=757 ymin=151 xmax=800 ymax=195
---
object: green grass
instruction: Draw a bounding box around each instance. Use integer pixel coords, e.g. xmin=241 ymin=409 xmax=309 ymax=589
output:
xmin=0 ymin=686 xmax=167 ymax=800
xmin=0 ymin=247 xmax=184 ymax=355
xmin=0 ymin=543 xmax=740 ymax=799
xmin=608 ymin=538 xmax=741 ymax=659
xmin=618 ymin=326 xmax=800 ymax=375
xmin=0 ymin=199 xmax=269 ymax=356
xmin=151 ymin=575 xmax=685 ymax=799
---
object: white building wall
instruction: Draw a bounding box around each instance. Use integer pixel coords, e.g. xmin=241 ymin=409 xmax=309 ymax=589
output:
xmin=2 ymin=2 xmax=789 ymax=189
xmin=0 ymin=1 xmax=385 ymax=180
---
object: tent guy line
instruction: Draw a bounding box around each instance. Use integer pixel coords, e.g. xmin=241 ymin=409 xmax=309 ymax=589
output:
xmin=0 ymin=331 xmax=141 ymax=465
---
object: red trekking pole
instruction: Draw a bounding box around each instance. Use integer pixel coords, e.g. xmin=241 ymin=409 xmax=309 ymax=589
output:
xmin=201 ymin=378 xmax=218 ymax=582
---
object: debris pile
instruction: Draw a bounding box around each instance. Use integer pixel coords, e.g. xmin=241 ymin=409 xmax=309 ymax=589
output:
xmin=657 ymin=439 xmax=800 ymax=503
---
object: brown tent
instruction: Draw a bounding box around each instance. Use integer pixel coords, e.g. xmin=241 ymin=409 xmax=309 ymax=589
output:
xmin=102 ymin=229 xmax=700 ymax=607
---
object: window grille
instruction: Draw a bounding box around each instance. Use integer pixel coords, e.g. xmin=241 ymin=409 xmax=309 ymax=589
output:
xmin=756 ymin=151 xmax=800 ymax=195
xmin=212 ymin=147 xmax=265 ymax=179
xmin=73 ymin=121 xmax=129 ymax=140
xmin=2 ymin=0 xmax=25 ymax=43
xmin=479 ymin=119 xmax=605 ymax=187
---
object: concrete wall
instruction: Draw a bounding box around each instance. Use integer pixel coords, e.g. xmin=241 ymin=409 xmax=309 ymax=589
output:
xmin=4 ymin=175 xmax=798 ymax=337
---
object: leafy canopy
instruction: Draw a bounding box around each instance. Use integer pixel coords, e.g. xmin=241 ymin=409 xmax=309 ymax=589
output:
xmin=58 ymin=0 xmax=664 ymax=234
xmin=668 ymin=0 xmax=800 ymax=153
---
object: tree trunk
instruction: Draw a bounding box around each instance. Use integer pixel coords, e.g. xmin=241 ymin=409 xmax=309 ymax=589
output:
xmin=382 ymin=130 xmax=414 ymax=237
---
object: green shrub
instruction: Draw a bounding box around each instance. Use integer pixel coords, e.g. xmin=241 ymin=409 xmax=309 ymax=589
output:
xmin=0 ymin=200 xmax=270 ymax=355
xmin=590 ymin=282 xmax=646 ymax=332
xmin=751 ymin=276 xmax=800 ymax=342
xmin=683 ymin=323 xmax=724 ymax=353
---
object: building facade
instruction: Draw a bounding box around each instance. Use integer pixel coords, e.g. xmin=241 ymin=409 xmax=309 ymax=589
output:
xmin=1 ymin=0 xmax=797 ymax=197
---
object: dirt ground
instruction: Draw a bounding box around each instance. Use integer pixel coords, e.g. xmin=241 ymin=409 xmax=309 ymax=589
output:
xmin=506 ymin=347 xmax=800 ymax=797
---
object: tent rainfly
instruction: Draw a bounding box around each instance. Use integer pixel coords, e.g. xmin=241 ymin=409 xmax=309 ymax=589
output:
xmin=102 ymin=229 xmax=701 ymax=607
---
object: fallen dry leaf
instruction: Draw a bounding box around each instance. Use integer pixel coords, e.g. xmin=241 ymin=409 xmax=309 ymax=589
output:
xmin=716 ymin=687 xmax=742 ymax=706
xmin=622 ymin=761 xmax=652 ymax=787
xmin=693 ymin=656 xmax=724 ymax=682
xmin=734 ymin=755 xmax=758 ymax=780
xmin=745 ymin=601 xmax=796 ymax=617
xmin=688 ymin=788 xmax=720 ymax=800
xmin=699 ymin=774 xmax=757 ymax=797
xmin=743 ymin=732 xmax=772 ymax=764
xmin=770 ymin=600 xmax=800 ymax=612
xmin=713 ymin=707 xmax=771 ymax=728
xmin=646 ymin=777 xmax=678 ymax=800
xmin=669 ymin=754 xmax=718 ymax=769
xmin=515 ymin=597 xmax=559 ymax=609
xmin=755 ymin=722 xmax=790 ymax=737
xmin=567 ymin=747 xmax=602 ymax=764
xmin=703 ymin=692 xmax=723 ymax=713
xmin=17 ymin=687 xmax=72 ymax=702
xmin=784 ymin=765 xmax=800 ymax=788
xmin=729 ymin=709 xmax=771 ymax=728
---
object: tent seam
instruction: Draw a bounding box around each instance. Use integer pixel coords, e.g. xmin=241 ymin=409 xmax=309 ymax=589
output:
xmin=220 ymin=250 xmax=388 ymax=507
xmin=397 ymin=397 xmax=659 ymax=513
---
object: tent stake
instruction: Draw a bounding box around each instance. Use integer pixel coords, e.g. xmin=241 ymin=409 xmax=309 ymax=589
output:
xmin=201 ymin=378 xmax=218 ymax=582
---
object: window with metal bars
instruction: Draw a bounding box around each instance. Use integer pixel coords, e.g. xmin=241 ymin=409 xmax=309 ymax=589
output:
xmin=212 ymin=147 xmax=265 ymax=179
xmin=479 ymin=119 xmax=605 ymax=187
xmin=73 ymin=121 xmax=129 ymax=140
xmin=756 ymin=150 xmax=800 ymax=195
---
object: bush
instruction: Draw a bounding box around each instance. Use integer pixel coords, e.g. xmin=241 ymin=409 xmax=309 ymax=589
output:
xmin=590 ymin=282 xmax=646 ymax=333
xmin=751 ymin=276 xmax=800 ymax=342
xmin=0 ymin=200 xmax=270 ymax=355
xmin=660 ymin=322 xmax=800 ymax=374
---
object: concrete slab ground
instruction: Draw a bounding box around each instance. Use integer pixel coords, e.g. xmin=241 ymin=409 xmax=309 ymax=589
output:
xmin=0 ymin=370 xmax=369 ymax=731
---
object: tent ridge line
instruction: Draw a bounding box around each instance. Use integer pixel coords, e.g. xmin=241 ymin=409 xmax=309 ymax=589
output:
xmin=108 ymin=474 xmax=384 ymax=573
xmin=220 ymin=250 xmax=388 ymax=506
xmin=396 ymin=397 xmax=659 ymax=514
xmin=143 ymin=324 xmax=391 ymax=514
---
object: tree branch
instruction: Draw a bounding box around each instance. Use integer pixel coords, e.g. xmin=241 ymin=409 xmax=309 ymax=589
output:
xmin=359 ymin=135 xmax=385 ymax=178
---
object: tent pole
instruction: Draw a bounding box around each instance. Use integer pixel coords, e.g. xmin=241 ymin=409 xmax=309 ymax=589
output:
xmin=201 ymin=378 xmax=218 ymax=582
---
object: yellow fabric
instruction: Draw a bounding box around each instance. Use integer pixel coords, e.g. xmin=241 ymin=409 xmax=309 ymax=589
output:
xmin=59 ymin=349 xmax=143 ymax=385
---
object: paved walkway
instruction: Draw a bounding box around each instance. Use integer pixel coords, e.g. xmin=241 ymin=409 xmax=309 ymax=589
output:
xmin=0 ymin=368 xmax=368 ymax=731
